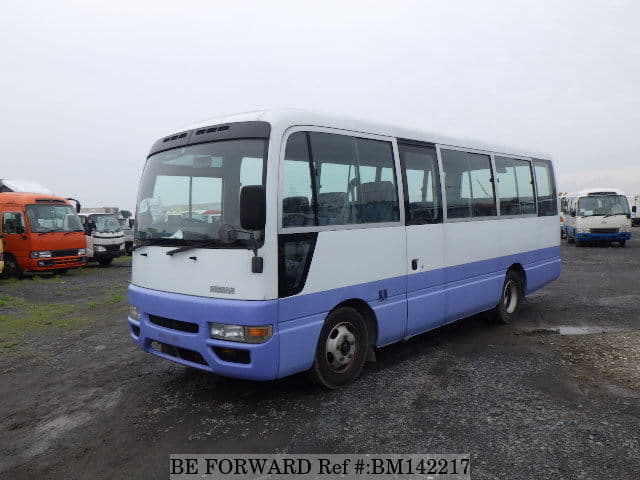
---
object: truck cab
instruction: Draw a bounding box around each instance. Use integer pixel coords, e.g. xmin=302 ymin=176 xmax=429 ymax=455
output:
xmin=79 ymin=212 xmax=125 ymax=266
xmin=0 ymin=192 xmax=87 ymax=277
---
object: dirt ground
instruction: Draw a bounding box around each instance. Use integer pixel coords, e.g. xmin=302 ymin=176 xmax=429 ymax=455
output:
xmin=1 ymin=238 xmax=639 ymax=480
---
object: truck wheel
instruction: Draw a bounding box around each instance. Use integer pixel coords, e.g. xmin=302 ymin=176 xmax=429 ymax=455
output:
xmin=98 ymin=258 xmax=113 ymax=267
xmin=310 ymin=307 xmax=368 ymax=389
xmin=491 ymin=270 xmax=524 ymax=324
xmin=0 ymin=254 xmax=24 ymax=279
xmin=619 ymin=241 xmax=626 ymax=247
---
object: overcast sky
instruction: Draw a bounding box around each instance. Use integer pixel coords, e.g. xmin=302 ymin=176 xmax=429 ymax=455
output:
xmin=1 ymin=0 xmax=639 ymax=210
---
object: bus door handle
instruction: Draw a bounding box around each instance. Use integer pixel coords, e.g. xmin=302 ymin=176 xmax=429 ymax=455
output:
xmin=411 ymin=259 xmax=418 ymax=271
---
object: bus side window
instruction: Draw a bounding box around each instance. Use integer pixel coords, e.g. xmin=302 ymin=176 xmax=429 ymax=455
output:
xmin=398 ymin=143 xmax=442 ymax=224
xmin=442 ymin=149 xmax=496 ymax=219
xmin=533 ymin=159 xmax=558 ymax=216
xmin=495 ymin=157 xmax=536 ymax=215
xmin=308 ymin=132 xmax=399 ymax=225
xmin=282 ymin=132 xmax=316 ymax=228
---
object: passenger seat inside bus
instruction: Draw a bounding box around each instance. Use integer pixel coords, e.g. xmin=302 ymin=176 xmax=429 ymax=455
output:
xmin=360 ymin=181 xmax=397 ymax=223
xmin=317 ymin=192 xmax=348 ymax=225
xmin=283 ymin=196 xmax=312 ymax=227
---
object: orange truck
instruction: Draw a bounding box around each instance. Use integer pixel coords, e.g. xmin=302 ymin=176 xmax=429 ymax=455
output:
xmin=0 ymin=192 xmax=87 ymax=277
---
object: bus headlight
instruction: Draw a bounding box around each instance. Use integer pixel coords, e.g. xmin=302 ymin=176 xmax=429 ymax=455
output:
xmin=129 ymin=305 xmax=140 ymax=321
xmin=30 ymin=251 xmax=52 ymax=258
xmin=119 ymin=243 xmax=125 ymax=250
xmin=210 ymin=323 xmax=272 ymax=343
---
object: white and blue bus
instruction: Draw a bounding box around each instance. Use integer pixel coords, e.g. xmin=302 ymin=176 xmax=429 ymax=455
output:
xmin=128 ymin=110 xmax=560 ymax=388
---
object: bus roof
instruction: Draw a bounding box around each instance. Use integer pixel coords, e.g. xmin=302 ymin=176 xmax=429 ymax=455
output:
xmin=0 ymin=192 xmax=72 ymax=206
xmin=161 ymin=109 xmax=551 ymax=160
xmin=567 ymin=188 xmax=627 ymax=197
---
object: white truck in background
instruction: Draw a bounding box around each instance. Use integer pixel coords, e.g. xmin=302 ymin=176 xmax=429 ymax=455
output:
xmin=628 ymin=195 xmax=639 ymax=227
xmin=118 ymin=217 xmax=135 ymax=255
xmin=79 ymin=207 xmax=125 ymax=266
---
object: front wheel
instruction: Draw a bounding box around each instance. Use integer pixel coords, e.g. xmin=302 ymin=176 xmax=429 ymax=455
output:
xmin=310 ymin=307 xmax=368 ymax=389
xmin=491 ymin=271 xmax=524 ymax=324
xmin=98 ymin=258 xmax=113 ymax=267
xmin=0 ymin=254 xmax=23 ymax=279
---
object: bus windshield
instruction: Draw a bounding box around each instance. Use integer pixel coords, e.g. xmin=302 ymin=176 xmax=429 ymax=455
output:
xmin=89 ymin=214 xmax=122 ymax=233
xmin=135 ymin=138 xmax=266 ymax=248
xmin=577 ymin=195 xmax=630 ymax=217
xmin=25 ymin=204 xmax=83 ymax=233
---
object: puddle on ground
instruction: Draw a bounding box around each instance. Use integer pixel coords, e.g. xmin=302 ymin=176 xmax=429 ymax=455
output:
xmin=519 ymin=325 xmax=627 ymax=336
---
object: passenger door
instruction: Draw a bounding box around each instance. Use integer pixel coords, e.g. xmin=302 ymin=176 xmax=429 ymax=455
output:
xmin=2 ymin=211 xmax=29 ymax=268
xmin=399 ymin=141 xmax=446 ymax=336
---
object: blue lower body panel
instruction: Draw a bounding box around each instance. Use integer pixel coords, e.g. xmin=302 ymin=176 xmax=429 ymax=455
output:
xmin=576 ymin=232 xmax=630 ymax=242
xmin=127 ymin=285 xmax=279 ymax=381
xmin=127 ymin=246 xmax=561 ymax=381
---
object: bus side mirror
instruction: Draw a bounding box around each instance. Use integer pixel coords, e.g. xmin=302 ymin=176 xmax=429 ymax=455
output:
xmin=240 ymin=185 xmax=266 ymax=231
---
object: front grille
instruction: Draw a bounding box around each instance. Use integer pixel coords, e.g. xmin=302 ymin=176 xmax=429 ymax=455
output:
xmin=148 ymin=314 xmax=199 ymax=334
xmin=151 ymin=341 xmax=207 ymax=365
xmin=51 ymin=249 xmax=78 ymax=257
xmin=590 ymin=228 xmax=618 ymax=234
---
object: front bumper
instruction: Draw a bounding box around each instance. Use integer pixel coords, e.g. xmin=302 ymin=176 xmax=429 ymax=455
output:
xmin=93 ymin=250 xmax=123 ymax=260
xmin=576 ymin=232 xmax=631 ymax=242
xmin=127 ymin=284 xmax=279 ymax=380
xmin=28 ymin=256 xmax=87 ymax=270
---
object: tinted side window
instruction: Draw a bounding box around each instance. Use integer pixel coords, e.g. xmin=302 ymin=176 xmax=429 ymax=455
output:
xmin=495 ymin=157 xmax=536 ymax=215
xmin=533 ymin=159 xmax=558 ymax=216
xmin=442 ymin=149 xmax=496 ymax=219
xmin=2 ymin=212 xmax=24 ymax=234
xmin=278 ymin=233 xmax=317 ymax=297
xmin=308 ymin=132 xmax=399 ymax=225
xmin=398 ymin=143 xmax=442 ymax=224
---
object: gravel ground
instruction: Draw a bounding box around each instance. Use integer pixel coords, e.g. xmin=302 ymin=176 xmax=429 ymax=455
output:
xmin=1 ymin=237 xmax=639 ymax=479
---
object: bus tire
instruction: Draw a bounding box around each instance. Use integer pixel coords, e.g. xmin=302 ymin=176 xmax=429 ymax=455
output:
xmin=310 ymin=307 xmax=368 ymax=389
xmin=492 ymin=270 xmax=524 ymax=324
xmin=98 ymin=258 xmax=113 ymax=267
xmin=0 ymin=254 xmax=23 ymax=279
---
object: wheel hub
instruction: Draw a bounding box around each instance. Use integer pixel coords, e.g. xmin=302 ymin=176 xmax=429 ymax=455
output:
xmin=325 ymin=323 xmax=357 ymax=372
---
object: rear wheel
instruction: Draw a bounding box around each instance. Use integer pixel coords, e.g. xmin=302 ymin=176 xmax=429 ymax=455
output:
xmin=0 ymin=254 xmax=23 ymax=279
xmin=492 ymin=270 xmax=524 ymax=324
xmin=310 ymin=307 xmax=368 ymax=389
xmin=98 ymin=258 xmax=113 ymax=267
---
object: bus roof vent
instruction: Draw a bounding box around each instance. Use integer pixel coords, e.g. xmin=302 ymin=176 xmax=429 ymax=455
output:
xmin=163 ymin=132 xmax=188 ymax=143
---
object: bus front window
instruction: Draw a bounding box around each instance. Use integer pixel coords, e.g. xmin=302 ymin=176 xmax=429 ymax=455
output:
xmin=136 ymin=138 xmax=266 ymax=248
xmin=25 ymin=204 xmax=84 ymax=233
xmin=577 ymin=195 xmax=630 ymax=217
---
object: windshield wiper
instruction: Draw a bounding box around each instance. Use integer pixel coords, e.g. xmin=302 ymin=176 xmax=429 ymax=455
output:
xmin=165 ymin=239 xmax=218 ymax=256
xmin=132 ymin=241 xmax=157 ymax=251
